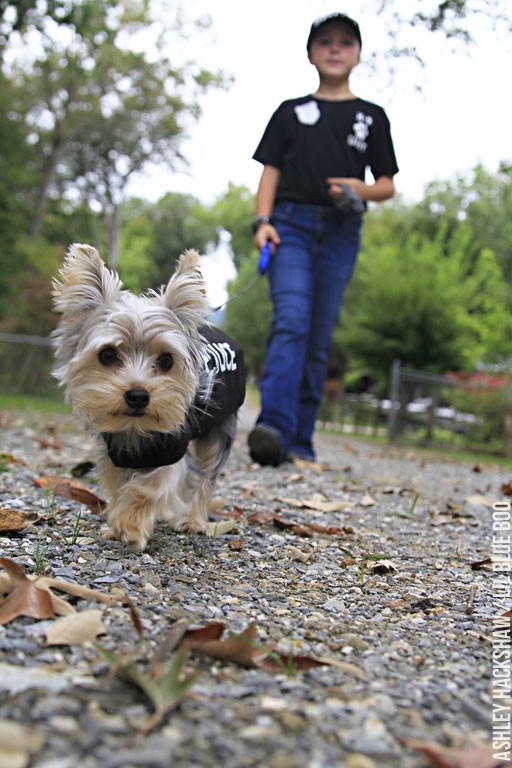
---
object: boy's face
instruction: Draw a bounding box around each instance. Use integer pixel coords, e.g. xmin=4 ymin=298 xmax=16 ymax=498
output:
xmin=308 ymin=21 xmax=361 ymax=76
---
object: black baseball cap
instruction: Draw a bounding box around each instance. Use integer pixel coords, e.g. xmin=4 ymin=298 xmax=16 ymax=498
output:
xmin=307 ymin=13 xmax=362 ymax=51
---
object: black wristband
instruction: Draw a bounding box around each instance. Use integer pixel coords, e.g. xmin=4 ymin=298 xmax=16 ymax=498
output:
xmin=252 ymin=215 xmax=271 ymax=234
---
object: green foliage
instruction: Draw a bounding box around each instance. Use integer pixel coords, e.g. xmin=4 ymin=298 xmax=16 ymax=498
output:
xmin=147 ymin=193 xmax=218 ymax=288
xmin=338 ymin=213 xmax=512 ymax=388
xmin=0 ymin=75 xmax=38 ymax=293
xmin=447 ymin=375 xmax=508 ymax=451
xmin=208 ymin=184 xmax=256 ymax=268
xmin=117 ymin=199 xmax=156 ymax=291
xmin=224 ymin=251 xmax=271 ymax=376
xmin=0 ymin=238 xmax=63 ymax=396
xmin=1 ymin=0 xmax=227 ymax=265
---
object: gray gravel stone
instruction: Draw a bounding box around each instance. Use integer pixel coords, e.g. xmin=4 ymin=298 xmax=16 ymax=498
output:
xmin=0 ymin=406 xmax=507 ymax=767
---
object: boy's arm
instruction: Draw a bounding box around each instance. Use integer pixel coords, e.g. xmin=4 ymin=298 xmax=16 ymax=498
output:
xmin=326 ymin=175 xmax=395 ymax=204
xmin=254 ymin=165 xmax=281 ymax=250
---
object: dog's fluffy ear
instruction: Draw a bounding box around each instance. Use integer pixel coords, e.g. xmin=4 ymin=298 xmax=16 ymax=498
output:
xmin=160 ymin=249 xmax=211 ymax=327
xmin=52 ymin=243 xmax=123 ymax=317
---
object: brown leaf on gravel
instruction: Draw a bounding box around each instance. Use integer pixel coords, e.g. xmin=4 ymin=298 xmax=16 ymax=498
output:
xmin=429 ymin=509 xmax=475 ymax=526
xmin=278 ymin=493 xmax=353 ymax=513
xmin=272 ymin=516 xmax=313 ymax=537
xmin=178 ymin=621 xmax=330 ymax=673
xmin=185 ymin=622 xmax=272 ymax=668
xmin=364 ymin=558 xmax=399 ymax=574
xmin=209 ymin=504 xmax=244 ymax=519
xmin=32 ymin=473 xmax=107 ymax=512
xmin=39 ymin=575 xmax=143 ymax=637
xmin=405 ymin=736 xmax=507 ymax=768
xmin=250 ymin=510 xmax=353 ymax=538
xmin=247 ymin=510 xmax=275 ymax=525
xmin=500 ymin=482 xmax=512 ymax=497
xmin=0 ymin=558 xmax=142 ymax=635
xmin=305 ymin=521 xmax=354 ymax=536
xmin=0 ymin=557 xmax=54 ymax=624
xmin=0 ymin=508 xmax=38 ymax=532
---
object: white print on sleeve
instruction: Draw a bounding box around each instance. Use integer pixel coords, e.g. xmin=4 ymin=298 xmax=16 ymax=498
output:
xmin=294 ymin=101 xmax=321 ymax=125
xmin=347 ymin=112 xmax=373 ymax=152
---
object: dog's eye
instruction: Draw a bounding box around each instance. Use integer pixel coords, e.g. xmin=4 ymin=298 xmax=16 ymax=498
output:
xmin=98 ymin=347 xmax=119 ymax=366
xmin=157 ymin=353 xmax=173 ymax=372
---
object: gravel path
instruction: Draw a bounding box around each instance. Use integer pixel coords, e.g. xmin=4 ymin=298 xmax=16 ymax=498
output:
xmin=0 ymin=405 xmax=509 ymax=768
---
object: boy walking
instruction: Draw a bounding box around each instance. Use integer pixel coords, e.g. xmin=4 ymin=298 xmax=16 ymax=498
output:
xmin=248 ymin=12 xmax=399 ymax=466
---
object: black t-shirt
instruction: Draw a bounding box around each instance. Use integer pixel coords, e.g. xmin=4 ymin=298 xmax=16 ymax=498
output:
xmin=253 ymin=96 xmax=399 ymax=207
xmin=102 ymin=326 xmax=245 ymax=469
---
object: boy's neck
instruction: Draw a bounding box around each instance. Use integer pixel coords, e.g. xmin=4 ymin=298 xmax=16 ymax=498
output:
xmin=312 ymin=78 xmax=356 ymax=101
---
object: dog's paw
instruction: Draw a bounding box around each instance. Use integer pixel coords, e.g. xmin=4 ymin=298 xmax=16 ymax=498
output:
xmin=101 ymin=524 xmax=149 ymax=551
xmin=172 ymin=518 xmax=206 ymax=534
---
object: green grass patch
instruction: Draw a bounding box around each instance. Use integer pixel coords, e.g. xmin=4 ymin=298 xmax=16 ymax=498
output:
xmin=0 ymin=393 xmax=70 ymax=414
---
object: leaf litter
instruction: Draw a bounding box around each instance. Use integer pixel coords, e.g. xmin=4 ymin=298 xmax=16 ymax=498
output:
xmin=0 ymin=416 xmax=508 ymax=768
xmin=0 ymin=557 xmax=142 ymax=636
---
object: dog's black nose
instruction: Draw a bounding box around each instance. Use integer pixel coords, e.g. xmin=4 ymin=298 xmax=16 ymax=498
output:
xmin=124 ymin=388 xmax=150 ymax=410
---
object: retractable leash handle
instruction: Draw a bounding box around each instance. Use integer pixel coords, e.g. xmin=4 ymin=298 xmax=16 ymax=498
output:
xmin=333 ymin=184 xmax=366 ymax=214
xmin=258 ymin=241 xmax=272 ymax=275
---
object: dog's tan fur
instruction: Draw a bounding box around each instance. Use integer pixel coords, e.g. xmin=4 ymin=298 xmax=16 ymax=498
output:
xmin=52 ymin=244 xmax=239 ymax=550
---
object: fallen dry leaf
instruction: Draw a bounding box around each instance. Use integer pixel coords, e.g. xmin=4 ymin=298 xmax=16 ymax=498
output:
xmin=0 ymin=509 xmax=35 ymax=532
xmin=205 ymin=520 xmax=238 ymax=537
xmin=247 ymin=510 xmax=276 ymax=525
xmin=364 ymin=558 xmax=399 ymax=574
xmin=38 ymin=575 xmax=143 ymax=636
xmin=405 ymin=736 xmax=507 ymax=768
xmin=359 ymin=492 xmax=377 ymax=507
xmin=305 ymin=521 xmax=354 ymax=536
xmin=285 ymin=545 xmax=311 ymax=562
xmin=273 ymin=515 xmax=313 ymax=537
xmin=0 ymin=558 xmax=142 ymax=635
xmin=464 ymin=494 xmax=494 ymax=508
xmin=178 ymin=621 xmax=330 ymax=673
xmin=278 ymin=493 xmax=353 ymax=513
xmin=208 ymin=503 xmax=244 ymax=519
xmin=429 ymin=509 xmax=475 ymax=526
xmin=32 ymin=473 xmax=107 ymax=512
xmin=45 ymin=609 xmax=107 ymax=646
xmin=0 ymin=557 xmax=54 ymax=624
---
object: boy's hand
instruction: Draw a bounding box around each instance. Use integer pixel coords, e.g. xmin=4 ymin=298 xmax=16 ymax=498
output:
xmin=328 ymin=175 xmax=395 ymax=203
xmin=327 ymin=177 xmax=366 ymax=202
xmin=255 ymin=223 xmax=280 ymax=251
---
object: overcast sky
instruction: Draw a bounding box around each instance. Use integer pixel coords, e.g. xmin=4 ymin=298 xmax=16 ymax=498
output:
xmin=127 ymin=0 xmax=511 ymax=207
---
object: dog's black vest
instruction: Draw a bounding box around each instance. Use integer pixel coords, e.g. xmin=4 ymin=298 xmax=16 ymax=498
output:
xmin=102 ymin=326 xmax=245 ymax=469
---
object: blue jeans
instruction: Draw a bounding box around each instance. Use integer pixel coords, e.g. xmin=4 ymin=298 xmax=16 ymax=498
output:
xmin=257 ymin=201 xmax=362 ymax=459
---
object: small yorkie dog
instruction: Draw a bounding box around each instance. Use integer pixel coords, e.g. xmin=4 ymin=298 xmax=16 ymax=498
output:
xmin=52 ymin=244 xmax=245 ymax=551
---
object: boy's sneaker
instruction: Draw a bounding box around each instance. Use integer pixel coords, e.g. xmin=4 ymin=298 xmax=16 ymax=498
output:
xmin=248 ymin=424 xmax=285 ymax=467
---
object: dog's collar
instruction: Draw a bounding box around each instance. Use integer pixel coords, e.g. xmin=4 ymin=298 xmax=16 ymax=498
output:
xmin=101 ymin=428 xmax=190 ymax=469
